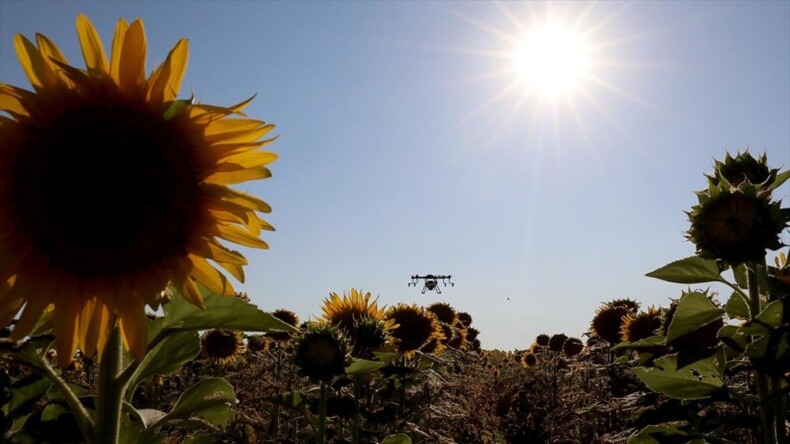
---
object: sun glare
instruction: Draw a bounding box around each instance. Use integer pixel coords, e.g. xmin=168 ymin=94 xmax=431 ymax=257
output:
xmin=515 ymin=23 xmax=590 ymax=98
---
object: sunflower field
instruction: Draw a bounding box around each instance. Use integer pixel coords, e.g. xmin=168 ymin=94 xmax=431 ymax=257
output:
xmin=1 ymin=14 xmax=789 ymax=444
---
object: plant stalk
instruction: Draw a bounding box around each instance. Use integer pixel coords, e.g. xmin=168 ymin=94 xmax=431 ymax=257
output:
xmin=352 ymin=374 xmax=362 ymax=444
xmin=748 ymin=266 xmax=776 ymax=444
xmin=34 ymin=354 xmax=95 ymax=443
xmin=95 ymin=324 xmax=126 ymax=444
xmin=317 ymin=381 xmax=329 ymax=444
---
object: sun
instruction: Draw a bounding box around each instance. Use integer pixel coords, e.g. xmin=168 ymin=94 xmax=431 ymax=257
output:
xmin=515 ymin=22 xmax=590 ymax=98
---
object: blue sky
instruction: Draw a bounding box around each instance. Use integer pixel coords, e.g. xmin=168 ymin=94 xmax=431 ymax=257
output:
xmin=1 ymin=1 xmax=788 ymax=350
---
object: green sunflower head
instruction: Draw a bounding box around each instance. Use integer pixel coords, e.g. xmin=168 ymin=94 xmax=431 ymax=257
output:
xmin=687 ymin=183 xmax=786 ymax=265
xmin=293 ymin=324 xmax=347 ymax=383
xmin=349 ymin=316 xmax=392 ymax=359
xmin=707 ymin=151 xmax=778 ymax=189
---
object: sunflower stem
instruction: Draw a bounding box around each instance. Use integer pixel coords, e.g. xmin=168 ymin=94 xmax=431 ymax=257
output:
xmin=317 ymin=381 xmax=328 ymax=444
xmin=748 ymin=266 xmax=776 ymax=444
xmin=95 ymin=324 xmax=126 ymax=444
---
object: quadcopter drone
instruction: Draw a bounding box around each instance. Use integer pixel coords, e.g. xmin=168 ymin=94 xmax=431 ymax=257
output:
xmin=408 ymin=274 xmax=454 ymax=294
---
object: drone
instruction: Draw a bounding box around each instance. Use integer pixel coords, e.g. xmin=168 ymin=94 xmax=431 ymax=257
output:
xmin=408 ymin=274 xmax=454 ymax=294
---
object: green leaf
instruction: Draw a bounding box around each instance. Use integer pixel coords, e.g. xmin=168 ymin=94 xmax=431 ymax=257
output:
xmin=156 ymin=378 xmax=236 ymax=428
xmin=372 ymin=351 xmax=398 ymax=362
xmin=133 ymin=408 xmax=168 ymax=428
xmin=163 ymin=99 xmax=191 ymax=121
xmin=770 ymin=169 xmax=790 ymax=191
xmin=724 ymin=291 xmax=750 ymax=320
xmin=345 ymin=358 xmax=385 ymax=375
xmin=632 ymin=350 xmax=724 ymax=400
xmin=381 ymin=433 xmax=412 ymax=444
xmin=731 ymin=264 xmax=748 ymax=289
xmin=128 ymin=329 xmax=199 ymax=395
xmin=41 ymin=403 xmax=70 ymax=422
xmin=163 ymin=286 xmax=296 ymax=334
xmin=717 ymin=325 xmax=748 ymax=353
xmin=46 ymin=383 xmax=87 ymax=403
xmin=612 ymin=336 xmax=665 ymax=351
xmin=665 ymin=291 xmax=724 ymax=344
xmin=628 ymin=421 xmax=691 ymax=444
xmin=2 ymin=374 xmax=52 ymax=418
xmin=738 ymin=300 xmax=783 ymax=335
xmin=270 ymin=391 xmax=305 ymax=410
xmin=646 ymin=257 xmax=721 ymax=284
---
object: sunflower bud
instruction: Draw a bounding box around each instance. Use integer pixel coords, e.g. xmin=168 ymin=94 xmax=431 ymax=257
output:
xmin=293 ymin=324 xmax=347 ymax=383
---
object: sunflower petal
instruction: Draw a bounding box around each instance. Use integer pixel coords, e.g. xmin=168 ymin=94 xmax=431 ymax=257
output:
xmin=76 ymin=15 xmax=109 ymax=73
xmin=147 ymin=38 xmax=188 ymax=104
xmin=204 ymin=166 xmax=271 ymax=185
xmin=118 ymin=298 xmax=147 ymax=361
xmin=35 ymin=33 xmax=73 ymax=87
xmin=109 ymin=18 xmax=129 ymax=83
xmin=54 ymin=297 xmax=82 ymax=367
xmin=221 ymin=151 xmax=279 ymax=168
xmin=119 ymin=19 xmax=147 ymax=95
xmin=216 ymin=261 xmax=245 ymax=283
xmin=215 ymin=223 xmax=269 ymax=249
xmin=188 ymin=255 xmax=235 ymax=296
xmin=188 ymin=236 xmax=248 ymax=265
xmin=0 ymin=84 xmax=30 ymax=117
xmin=203 ymin=184 xmax=272 ymax=213
xmin=14 ymin=35 xmax=59 ymax=89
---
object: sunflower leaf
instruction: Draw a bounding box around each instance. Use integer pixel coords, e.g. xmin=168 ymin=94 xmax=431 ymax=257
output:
xmin=152 ymin=378 xmax=236 ymax=429
xmin=770 ymin=169 xmax=790 ymax=191
xmin=162 ymin=285 xmax=297 ymax=334
xmin=381 ymin=434 xmax=412 ymax=444
xmin=345 ymin=358 xmax=386 ymax=375
xmin=628 ymin=421 xmax=692 ymax=444
xmin=724 ymin=291 xmax=750 ymax=320
xmin=646 ymin=257 xmax=721 ymax=284
xmin=127 ymin=328 xmax=200 ymax=398
xmin=665 ymin=291 xmax=724 ymax=344
xmin=632 ymin=350 xmax=725 ymax=400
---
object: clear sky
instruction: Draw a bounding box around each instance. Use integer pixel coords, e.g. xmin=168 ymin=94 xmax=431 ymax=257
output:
xmin=1 ymin=1 xmax=788 ymax=351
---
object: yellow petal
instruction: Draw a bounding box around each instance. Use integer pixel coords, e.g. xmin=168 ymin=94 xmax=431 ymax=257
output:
xmin=119 ymin=19 xmax=147 ymax=95
xmin=205 ymin=123 xmax=275 ymax=145
xmin=147 ymin=38 xmax=188 ymax=104
xmin=216 ymin=261 xmax=245 ymax=283
xmin=215 ymin=223 xmax=269 ymax=249
xmin=187 ymin=236 xmax=248 ymax=265
xmin=166 ymin=256 xmax=206 ymax=309
xmin=222 ymin=150 xmax=278 ymax=168
xmin=188 ymin=254 xmax=235 ymax=296
xmin=76 ymin=14 xmax=109 ymax=73
xmin=35 ymin=33 xmax=73 ymax=87
xmin=0 ymin=84 xmax=30 ymax=117
xmin=202 ymin=184 xmax=272 ymax=213
xmin=109 ymin=18 xmax=129 ymax=83
xmin=204 ymin=166 xmax=271 ymax=185
xmin=54 ymin=297 xmax=82 ymax=368
xmin=14 ymin=34 xmax=58 ymax=90
xmin=204 ymin=118 xmax=267 ymax=137
xmin=118 ymin=298 xmax=147 ymax=361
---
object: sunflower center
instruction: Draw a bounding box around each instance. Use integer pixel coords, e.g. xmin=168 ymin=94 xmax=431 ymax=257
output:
xmin=17 ymin=102 xmax=199 ymax=276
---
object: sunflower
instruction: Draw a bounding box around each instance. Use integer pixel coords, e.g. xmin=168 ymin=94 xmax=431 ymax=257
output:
xmin=383 ymin=304 xmax=444 ymax=357
xmin=447 ymin=326 xmax=468 ymax=350
xmin=426 ymin=302 xmax=459 ymax=325
xmin=620 ymin=307 xmax=662 ymax=343
xmin=457 ymin=311 xmax=473 ymax=328
xmin=562 ymin=337 xmax=584 ymax=357
xmin=293 ymin=324 xmax=347 ymax=383
xmin=535 ymin=334 xmax=550 ymax=347
xmin=245 ymin=334 xmax=270 ymax=353
xmin=0 ymin=16 xmax=276 ymax=366
xmin=590 ymin=304 xmax=631 ymax=344
xmin=321 ymin=288 xmax=386 ymax=334
xmin=520 ymin=352 xmax=538 ymax=368
xmin=348 ymin=315 xmax=394 ymax=359
xmin=201 ymin=329 xmax=244 ymax=365
xmin=548 ymin=333 xmax=568 ymax=353
xmin=267 ymin=309 xmax=300 ymax=342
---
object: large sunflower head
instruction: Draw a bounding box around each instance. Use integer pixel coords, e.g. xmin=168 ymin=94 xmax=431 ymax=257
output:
xmin=590 ymin=304 xmax=631 ymax=344
xmin=383 ymin=304 xmax=444 ymax=357
xmin=548 ymin=333 xmax=568 ymax=353
xmin=321 ymin=288 xmax=385 ymax=334
xmin=292 ymin=324 xmax=348 ymax=383
xmin=201 ymin=329 xmax=244 ymax=365
xmin=687 ymin=184 xmax=786 ymax=265
xmin=0 ymin=16 xmax=276 ymax=367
